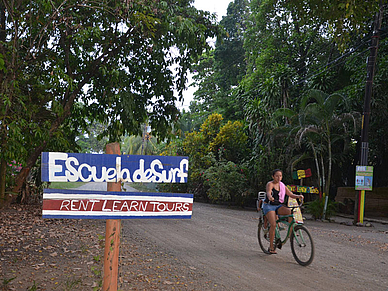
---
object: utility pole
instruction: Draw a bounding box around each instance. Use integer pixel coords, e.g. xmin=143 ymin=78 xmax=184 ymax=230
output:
xmin=354 ymin=3 xmax=383 ymax=224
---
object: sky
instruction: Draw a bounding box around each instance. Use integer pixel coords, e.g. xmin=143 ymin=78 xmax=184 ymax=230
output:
xmin=175 ymin=0 xmax=230 ymax=111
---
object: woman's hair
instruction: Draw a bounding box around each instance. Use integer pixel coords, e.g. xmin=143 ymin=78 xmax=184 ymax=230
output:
xmin=272 ymin=169 xmax=283 ymax=176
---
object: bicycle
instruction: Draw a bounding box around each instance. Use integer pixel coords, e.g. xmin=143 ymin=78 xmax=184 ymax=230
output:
xmin=257 ymin=196 xmax=314 ymax=266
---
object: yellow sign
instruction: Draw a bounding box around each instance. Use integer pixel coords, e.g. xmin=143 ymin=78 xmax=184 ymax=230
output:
xmin=288 ymin=198 xmax=303 ymax=224
xmin=287 ymin=185 xmax=319 ymax=194
xmin=297 ymin=170 xmax=305 ymax=179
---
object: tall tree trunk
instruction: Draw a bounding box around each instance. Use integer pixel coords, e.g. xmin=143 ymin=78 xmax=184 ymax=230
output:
xmin=11 ymin=75 xmax=89 ymax=195
xmin=0 ymin=2 xmax=7 ymax=207
xmin=0 ymin=159 xmax=6 ymax=206
xmin=326 ymin=124 xmax=332 ymax=196
xmin=320 ymin=153 xmax=325 ymax=196
xmin=310 ymin=141 xmax=322 ymax=194
xmin=7 ymin=17 xmax=123 ymax=198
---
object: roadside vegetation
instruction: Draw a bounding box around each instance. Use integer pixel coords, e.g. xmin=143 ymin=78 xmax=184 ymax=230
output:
xmin=1 ymin=0 xmax=387 ymax=211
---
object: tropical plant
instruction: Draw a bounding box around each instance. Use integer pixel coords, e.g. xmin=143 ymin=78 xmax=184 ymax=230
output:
xmin=305 ymin=198 xmax=340 ymax=220
xmin=0 ymin=0 xmax=220 ymax=205
xmin=274 ymin=89 xmax=360 ymax=196
xmin=203 ymin=157 xmax=249 ymax=205
xmin=190 ymin=0 xmax=248 ymax=122
xmin=76 ymin=121 xmax=109 ymax=153
xmin=121 ymin=125 xmax=159 ymax=156
xmin=209 ymin=120 xmax=248 ymax=163
xmin=287 ymin=0 xmax=381 ymax=49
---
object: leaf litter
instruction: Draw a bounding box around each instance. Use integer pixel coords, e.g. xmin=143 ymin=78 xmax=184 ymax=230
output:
xmin=1 ymin=205 xmax=223 ymax=290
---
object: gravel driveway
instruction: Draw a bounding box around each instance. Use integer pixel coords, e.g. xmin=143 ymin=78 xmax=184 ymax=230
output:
xmin=120 ymin=202 xmax=388 ymax=290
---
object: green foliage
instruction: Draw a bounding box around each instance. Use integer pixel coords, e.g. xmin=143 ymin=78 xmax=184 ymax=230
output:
xmin=185 ymin=0 xmax=388 ymax=196
xmin=27 ymin=281 xmax=38 ymax=291
xmin=272 ymin=89 xmax=360 ymax=194
xmin=200 ymin=113 xmax=224 ymax=143
xmin=190 ymin=0 xmax=248 ymax=121
xmin=203 ymin=158 xmax=249 ymax=205
xmin=76 ymin=121 xmax=109 ymax=153
xmin=305 ymin=198 xmax=340 ymax=220
xmin=2 ymin=276 xmax=16 ymax=286
xmin=209 ymin=120 xmax=248 ymax=163
xmin=0 ymin=0 xmax=220 ymax=203
xmin=286 ymin=0 xmax=381 ymax=50
xmin=182 ymin=113 xmax=223 ymax=171
xmin=64 ymin=278 xmax=82 ymax=290
xmin=49 ymin=182 xmax=86 ymax=189
xmin=177 ymin=112 xmax=252 ymax=203
xmin=121 ymin=132 xmax=159 ymax=156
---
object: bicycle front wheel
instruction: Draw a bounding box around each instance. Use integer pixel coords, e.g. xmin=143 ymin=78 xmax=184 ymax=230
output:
xmin=290 ymin=225 xmax=314 ymax=266
xmin=257 ymin=219 xmax=270 ymax=254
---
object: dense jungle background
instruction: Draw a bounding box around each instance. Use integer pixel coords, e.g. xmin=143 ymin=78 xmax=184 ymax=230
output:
xmin=1 ymin=0 xmax=387 ymax=213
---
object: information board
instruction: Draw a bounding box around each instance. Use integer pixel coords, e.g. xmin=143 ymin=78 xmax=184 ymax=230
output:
xmin=355 ymin=166 xmax=373 ymax=191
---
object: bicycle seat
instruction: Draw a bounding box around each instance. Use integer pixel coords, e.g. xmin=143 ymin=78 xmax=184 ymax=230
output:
xmin=256 ymin=191 xmax=266 ymax=211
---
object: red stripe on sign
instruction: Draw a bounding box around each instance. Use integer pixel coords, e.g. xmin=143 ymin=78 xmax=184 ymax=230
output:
xmin=43 ymin=199 xmax=193 ymax=213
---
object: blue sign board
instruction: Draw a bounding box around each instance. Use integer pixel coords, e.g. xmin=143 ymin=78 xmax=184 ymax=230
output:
xmin=41 ymin=152 xmax=188 ymax=183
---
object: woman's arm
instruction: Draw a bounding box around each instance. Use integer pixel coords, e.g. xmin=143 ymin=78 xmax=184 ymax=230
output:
xmin=285 ymin=187 xmax=303 ymax=200
xmin=266 ymin=182 xmax=275 ymax=202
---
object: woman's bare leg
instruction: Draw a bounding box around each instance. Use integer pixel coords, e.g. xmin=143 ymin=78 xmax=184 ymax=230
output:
xmin=277 ymin=206 xmax=292 ymax=223
xmin=266 ymin=211 xmax=277 ymax=253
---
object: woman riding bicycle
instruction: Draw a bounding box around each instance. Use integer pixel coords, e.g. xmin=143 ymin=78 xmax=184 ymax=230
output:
xmin=263 ymin=169 xmax=303 ymax=254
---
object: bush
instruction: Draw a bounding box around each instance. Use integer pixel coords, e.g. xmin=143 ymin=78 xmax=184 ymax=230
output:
xmin=202 ymin=159 xmax=250 ymax=205
xmin=305 ymin=197 xmax=341 ymax=220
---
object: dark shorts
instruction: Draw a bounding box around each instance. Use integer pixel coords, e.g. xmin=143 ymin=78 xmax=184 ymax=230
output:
xmin=262 ymin=203 xmax=284 ymax=216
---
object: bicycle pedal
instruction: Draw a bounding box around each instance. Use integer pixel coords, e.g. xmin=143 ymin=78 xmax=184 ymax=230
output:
xmin=275 ymin=238 xmax=282 ymax=249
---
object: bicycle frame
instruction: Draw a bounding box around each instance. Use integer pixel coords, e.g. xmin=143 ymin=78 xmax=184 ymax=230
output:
xmin=275 ymin=213 xmax=303 ymax=246
xmin=257 ymin=199 xmax=314 ymax=266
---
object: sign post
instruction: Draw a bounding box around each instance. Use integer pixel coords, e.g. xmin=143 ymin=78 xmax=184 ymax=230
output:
xmin=103 ymin=142 xmax=121 ymax=291
xmin=41 ymin=148 xmax=191 ymax=291
xmin=355 ymin=166 xmax=373 ymax=224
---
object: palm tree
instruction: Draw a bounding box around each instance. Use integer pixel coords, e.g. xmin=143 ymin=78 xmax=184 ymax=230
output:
xmin=274 ymin=89 xmax=359 ymax=196
xmin=121 ymin=125 xmax=158 ymax=156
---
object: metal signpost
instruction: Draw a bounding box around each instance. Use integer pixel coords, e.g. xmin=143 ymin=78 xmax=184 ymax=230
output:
xmin=355 ymin=166 xmax=374 ymax=224
xmin=41 ymin=143 xmax=192 ymax=291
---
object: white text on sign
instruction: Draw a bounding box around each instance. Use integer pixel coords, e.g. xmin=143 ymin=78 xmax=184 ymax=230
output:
xmin=45 ymin=152 xmax=188 ymax=183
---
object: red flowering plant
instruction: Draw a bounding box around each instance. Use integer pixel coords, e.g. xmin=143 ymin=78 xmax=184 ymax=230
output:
xmin=8 ymin=160 xmax=22 ymax=177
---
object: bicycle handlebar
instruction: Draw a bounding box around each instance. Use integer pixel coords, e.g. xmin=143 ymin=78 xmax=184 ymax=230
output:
xmin=256 ymin=196 xmax=304 ymax=211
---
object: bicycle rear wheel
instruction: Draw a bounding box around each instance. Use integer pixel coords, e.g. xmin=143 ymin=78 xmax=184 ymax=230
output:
xmin=257 ymin=219 xmax=270 ymax=254
xmin=290 ymin=225 xmax=314 ymax=266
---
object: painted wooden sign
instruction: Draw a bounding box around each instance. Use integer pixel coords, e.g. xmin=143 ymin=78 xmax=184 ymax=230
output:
xmin=288 ymin=198 xmax=303 ymax=224
xmin=287 ymin=185 xmax=319 ymax=194
xmin=42 ymin=188 xmax=193 ymax=219
xmin=292 ymin=168 xmax=312 ymax=180
xmin=41 ymin=152 xmax=188 ymax=183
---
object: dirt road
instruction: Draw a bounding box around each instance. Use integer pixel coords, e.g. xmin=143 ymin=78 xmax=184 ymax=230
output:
xmin=122 ymin=202 xmax=388 ymax=291
xmin=2 ymin=182 xmax=387 ymax=290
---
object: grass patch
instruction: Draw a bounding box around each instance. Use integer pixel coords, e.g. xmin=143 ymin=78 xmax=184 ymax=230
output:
xmin=49 ymin=182 xmax=86 ymax=189
xmin=127 ymin=182 xmax=158 ymax=192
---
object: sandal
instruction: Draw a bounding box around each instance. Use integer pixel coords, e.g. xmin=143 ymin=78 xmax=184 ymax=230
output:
xmin=268 ymin=247 xmax=277 ymax=254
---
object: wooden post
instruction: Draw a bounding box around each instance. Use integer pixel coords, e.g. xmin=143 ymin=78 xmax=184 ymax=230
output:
xmin=103 ymin=142 xmax=121 ymax=291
